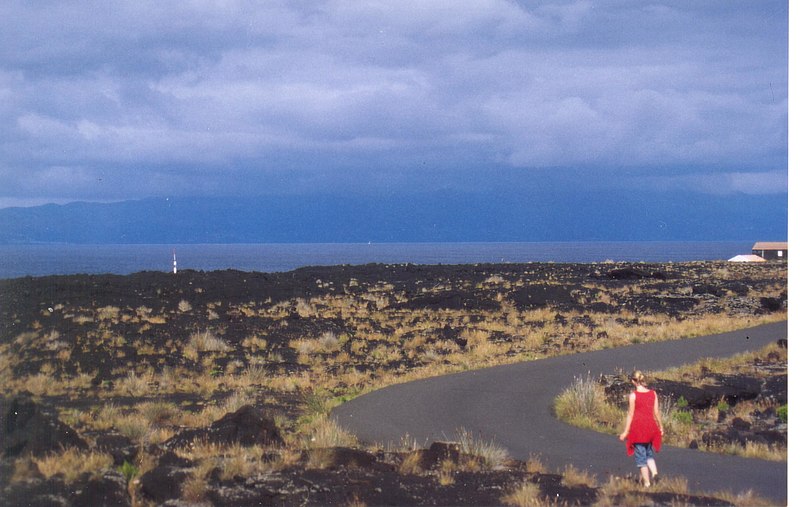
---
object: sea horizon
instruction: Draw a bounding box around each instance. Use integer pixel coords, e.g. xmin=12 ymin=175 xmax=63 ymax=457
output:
xmin=0 ymin=240 xmax=759 ymax=280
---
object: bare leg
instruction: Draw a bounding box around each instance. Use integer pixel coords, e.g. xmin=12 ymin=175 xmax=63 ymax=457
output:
xmin=639 ymin=466 xmax=651 ymax=487
xmin=647 ymin=458 xmax=658 ymax=481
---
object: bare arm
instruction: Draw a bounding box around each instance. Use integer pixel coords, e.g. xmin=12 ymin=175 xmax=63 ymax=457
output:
xmin=619 ymin=391 xmax=635 ymax=441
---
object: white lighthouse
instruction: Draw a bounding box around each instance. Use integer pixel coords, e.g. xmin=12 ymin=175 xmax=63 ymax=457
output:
xmin=173 ymin=249 xmax=177 ymax=274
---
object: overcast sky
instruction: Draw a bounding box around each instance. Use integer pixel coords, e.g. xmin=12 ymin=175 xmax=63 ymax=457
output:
xmin=0 ymin=1 xmax=788 ymax=209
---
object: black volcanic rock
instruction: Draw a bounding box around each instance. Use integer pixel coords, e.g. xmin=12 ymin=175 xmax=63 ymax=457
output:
xmin=692 ymin=284 xmax=725 ymax=297
xmin=761 ymin=374 xmax=787 ymax=404
xmin=1 ymin=472 xmax=130 ymax=507
xmin=165 ymin=405 xmax=283 ymax=449
xmin=140 ymin=466 xmax=189 ymax=504
xmin=0 ymin=395 xmax=87 ymax=457
xmin=509 ymin=284 xmax=574 ymax=309
xmin=607 ymin=267 xmax=646 ymax=279
xmin=402 ymin=291 xmax=501 ymax=311
xmin=760 ymin=296 xmax=785 ymax=312
xmin=95 ymin=434 xmax=137 ymax=466
xmin=702 ymin=374 xmax=762 ymax=405
xmin=648 ymin=380 xmax=717 ymax=410
xmin=407 ymin=441 xmax=461 ymax=471
xmin=71 ymin=472 xmax=130 ymax=507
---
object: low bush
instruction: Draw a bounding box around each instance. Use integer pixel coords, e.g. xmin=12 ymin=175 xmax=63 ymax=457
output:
xmin=454 ymin=428 xmax=510 ymax=470
xmin=673 ymin=410 xmax=693 ymax=425
xmin=554 ymin=374 xmax=623 ymax=432
xmin=777 ymin=405 xmax=787 ymax=424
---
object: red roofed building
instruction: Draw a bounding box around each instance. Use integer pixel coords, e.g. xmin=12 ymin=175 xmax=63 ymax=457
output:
xmin=751 ymin=242 xmax=788 ymax=261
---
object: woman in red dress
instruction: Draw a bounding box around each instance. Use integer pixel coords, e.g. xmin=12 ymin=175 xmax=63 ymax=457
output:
xmin=619 ymin=370 xmax=664 ymax=487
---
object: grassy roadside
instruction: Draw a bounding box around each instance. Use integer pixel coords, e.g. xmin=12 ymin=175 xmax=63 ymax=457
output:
xmin=554 ymin=341 xmax=787 ymax=461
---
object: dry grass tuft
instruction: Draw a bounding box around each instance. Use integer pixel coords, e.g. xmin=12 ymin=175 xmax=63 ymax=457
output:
xmin=346 ymin=494 xmax=368 ymax=507
xmin=290 ymin=331 xmax=342 ymax=356
xmin=96 ymin=306 xmax=121 ymax=321
xmin=554 ymin=374 xmax=622 ymax=433
xmin=525 ymin=455 xmax=547 ymax=474
xmin=597 ymin=474 xmax=637 ymax=499
xmin=181 ymin=459 xmax=215 ymax=503
xmin=651 ymin=474 xmax=689 ymax=494
xmin=454 ymin=428 xmax=510 ymax=470
xmin=502 ymin=482 xmax=544 ymax=507
xmin=115 ymin=413 xmax=152 ymax=443
xmin=266 ymin=448 xmax=302 ymax=471
xmin=238 ymin=364 xmax=268 ymax=386
xmin=185 ymin=329 xmax=230 ymax=361
xmin=242 ymin=334 xmax=268 ymax=351
xmin=398 ymin=451 xmax=422 ymax=475
xmin=437 ymin=458 xmax=457 ymax=486
xmin=34 ymin=448 xmax=114 ymax=483
xmin=117 ymin=370 xmax=152 ymax=397
xmin=217 ymin=444 xmax=265 ymax=480
xmin=560 ymin=464 xmax=597 ymax=488
xmin=139 ymin=400 xmax=180 ymax=427
xmin=220 ymin=389 xmax=255 ymax=414
xmin=10 ymin=458 xmax=45 ymax=483
xmin=710 ymin=440 xmax=787 ymax=462
xmin=304 ymin=417 xmax=358 ymax=449
xmin=21 ymin=373 xmax=53 ymax=396
xmin=305 ymin=447 xmax=336 ymax=470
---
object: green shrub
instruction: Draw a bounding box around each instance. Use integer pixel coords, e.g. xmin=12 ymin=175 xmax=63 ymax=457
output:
xmin=777 ymin=405 xmax=787 ymax=424
xmin=674 ymin=410 xmax=693 ymax=425
xmin=716 ymin=400 xmax=729 ymax=412
xmin=118 ymin=460 xmax=139 ymax=483
xmin=676 ymin=396 xmax=688 ymax=409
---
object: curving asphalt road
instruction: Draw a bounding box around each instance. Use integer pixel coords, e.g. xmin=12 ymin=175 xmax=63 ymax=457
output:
xmin=332 ymin=321 xmax=788 ymax=503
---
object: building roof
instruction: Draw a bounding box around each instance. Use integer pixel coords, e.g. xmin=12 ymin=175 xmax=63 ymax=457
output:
xmin=752 ymin=242 xmax=788 ymax=250
xmin=729 ymin=254 xmax=767 ymax=263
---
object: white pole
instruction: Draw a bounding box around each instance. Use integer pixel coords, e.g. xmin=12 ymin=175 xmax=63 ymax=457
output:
xmin=173 ymin=249 xmax=177 ymax=274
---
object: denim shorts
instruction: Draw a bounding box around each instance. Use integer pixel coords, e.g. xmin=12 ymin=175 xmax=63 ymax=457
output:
xmin=633 ymin=443 xmax=655 ymax=468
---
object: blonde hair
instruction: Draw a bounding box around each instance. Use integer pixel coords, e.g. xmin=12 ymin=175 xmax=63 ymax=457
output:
xmin=630 ymin=370 xmax=646 ymax=385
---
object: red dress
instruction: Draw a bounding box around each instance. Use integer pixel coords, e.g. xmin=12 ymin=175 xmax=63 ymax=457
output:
xmin=625 ymin=389 xmax=662 ymax=456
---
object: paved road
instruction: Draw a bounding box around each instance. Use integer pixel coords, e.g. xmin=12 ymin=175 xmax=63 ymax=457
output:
xmin=332 ymin=321 xmax=788 ymax=503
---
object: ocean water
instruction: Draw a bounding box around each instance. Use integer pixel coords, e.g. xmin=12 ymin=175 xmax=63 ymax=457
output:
xmin=0 ymin=241 xmax=755 ymax=279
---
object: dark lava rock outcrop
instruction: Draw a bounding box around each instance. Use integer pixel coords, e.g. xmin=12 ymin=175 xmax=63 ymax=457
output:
xmin=1 ymin=471 xmax=130 ymax=507
xmin=166 ymin=404 xmax=283 ymax=449
xmin=0 ymin=395 xmax=87 ymax=458
xmin=139 ymin=451 xmax=193 ymax=504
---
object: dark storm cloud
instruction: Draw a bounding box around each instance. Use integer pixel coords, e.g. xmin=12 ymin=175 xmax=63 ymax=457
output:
xmin=0 ymin=0 xmax=788 ymax=206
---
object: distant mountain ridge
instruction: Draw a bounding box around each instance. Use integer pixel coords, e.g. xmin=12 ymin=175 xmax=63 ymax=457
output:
xmin=0 ymin=191 xmax=787 ymax=244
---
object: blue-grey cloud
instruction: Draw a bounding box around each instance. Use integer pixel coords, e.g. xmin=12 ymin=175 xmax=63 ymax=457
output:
xmin=0 ymin=0 xmax=788 ymax=207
